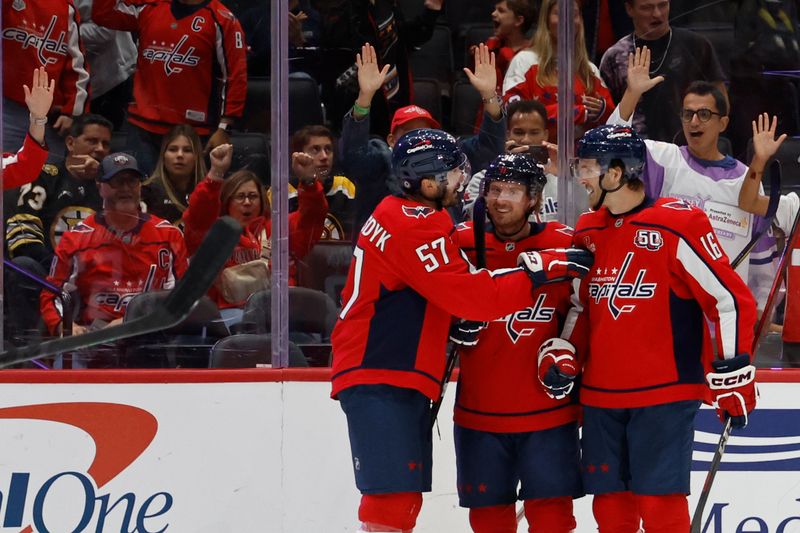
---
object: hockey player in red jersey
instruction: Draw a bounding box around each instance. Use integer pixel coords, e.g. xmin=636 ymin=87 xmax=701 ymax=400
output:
xmin=450 ymin=153 xmax=582 ymax=533
xmin=41 ymin=153 xmax=188 ymax=336
xmin=538 ymin=125 xmax=758 ymax=532
xmin=92 ymin=0 xmax=247 ymax=173
xmin=331 ymin=129 xmax=594 ymax=532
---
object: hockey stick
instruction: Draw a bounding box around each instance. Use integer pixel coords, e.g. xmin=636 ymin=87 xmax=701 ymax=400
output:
xmin=0 ymin=217 xmax=242 ymax=369
xmin=730 ymin=160 xmax=782 ymax=270
xmin=691 ymin=194 xmax=800 ymax=533
xmin=430 ymin=197 xmax=489 ymax=432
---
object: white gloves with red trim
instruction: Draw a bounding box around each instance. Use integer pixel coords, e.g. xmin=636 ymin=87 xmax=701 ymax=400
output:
xmin=537 ymin=338 xmax=579 ymax=400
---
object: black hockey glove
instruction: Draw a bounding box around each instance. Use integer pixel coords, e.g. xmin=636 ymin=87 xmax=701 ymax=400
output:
xmin=449 ymin=319 xmax=488 ymax=347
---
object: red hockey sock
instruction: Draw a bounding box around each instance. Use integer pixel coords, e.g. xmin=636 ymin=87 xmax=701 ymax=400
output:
xmin=592 ymin=492 xmax=641 ymax=533
xmin=523 ymin=497 xmax=576 ymax=533
xmin=636 ymin=494 xmax=689 ymax=533
xmin=468 ymin=504 xmax=517 ymax=532
xmin=358 ymin=493 xmax=423 ymax=531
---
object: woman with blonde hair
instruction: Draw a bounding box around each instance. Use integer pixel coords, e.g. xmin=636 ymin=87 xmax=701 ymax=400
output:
xmin=503 ymin=0 xmax=614 ymax=141
xmin=141 ymin=124 xmax=207 ymax=225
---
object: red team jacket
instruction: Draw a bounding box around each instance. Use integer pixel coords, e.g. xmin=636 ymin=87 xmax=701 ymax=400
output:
xmin=2 ymin=0 xmax=89 ymax=116
xmin=451 ymin=221 xmax=580 ymax=433
xmin=182 ymin=177 xmax=328 ymax=309
xmin=92 ymin=0 xmax=247 ymax=135
xmin=331 ymin=196 xmax=540 ymax=401
xmin=41 ymin=213 xmax=188 ymax=334
xmin=565 ymin=198 xmax=757 ymax=408
xmin=1 ymin=135 xmax=48 ymax=190
xmin=504 ymin=65 xmax=614 ymax=136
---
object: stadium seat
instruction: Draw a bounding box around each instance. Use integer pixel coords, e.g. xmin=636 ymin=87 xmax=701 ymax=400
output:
xmin=209 ymin=333 xmax=308 ymax=368
xmin=410 ymin=25 xmax=454 ymax=91
xmin=122 ymin=291 xmax=229 ymax=368
xmin=462 ymin=23 xmax=495 ymax=68
xmin=242 ymin=76 xmax=324 ymax=134
xmin=411 ymin=78 xmax=444 ymax=129
xmin=240 ymin=287 xmax=338 ymax=343
xmin=110 ymin=131 xmax=128 ymax=154
xmin=229 ymin=132 xmax=270 ymax=184
xmin=450 ymin=79 xmax=482 ymax=137
xmin=296 ymin=241 xmax=354 ymax=306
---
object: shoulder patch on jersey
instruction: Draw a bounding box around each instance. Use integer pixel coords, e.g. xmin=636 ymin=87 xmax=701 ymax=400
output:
xmin=42 ymin=164 xmax=58 ymax=176
xmin=455 ymin=222 xmax=471 ymax=232
xmin=328 ymin=175 xmax=356 ymax=199
xmin=155 ymin=220 xmax=180 ymax=230
xmin=660 ymin=199 xmax=694 ymax=211
xmin=71 ymin=221 xmax=95 ymax=233
xmin=402 ymin=205 xmax=435 ymax=219
xmin=555 ymin=225 xmax=574 ymax=237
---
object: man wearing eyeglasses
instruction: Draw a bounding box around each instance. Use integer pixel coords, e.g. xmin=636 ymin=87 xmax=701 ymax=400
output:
xmin=40 ymin=152 xmax=188 ymax=339
xmin=606 ymin=46 xmax=784 ymax=310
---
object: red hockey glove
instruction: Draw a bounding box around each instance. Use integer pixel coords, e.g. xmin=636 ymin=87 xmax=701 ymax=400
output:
xmin=537 ymin=338 xmax=579 ymax=400
xmin=517 ymin=248 xmax=594 ymax=287
xmin=449 ymin=319 xmax=488 ymax=347
xmin=706 ymin=354 xmax=757 ymax=429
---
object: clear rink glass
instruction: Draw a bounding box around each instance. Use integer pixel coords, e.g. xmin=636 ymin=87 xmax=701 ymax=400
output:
xmin=0 ymin=0 xmax=797 ymax=369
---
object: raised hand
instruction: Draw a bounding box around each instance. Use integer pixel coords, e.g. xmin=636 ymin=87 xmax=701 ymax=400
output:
xmin=463 ymin=43 xmax=497 ymax=99
xmin=24 ymin=67 xmax=55 ymax=120
xmin=626 ymin=46 xmax=664 ymax=96
xmin=209 ymin=143 xmax=233 ymax=179
xmin=356 ymin=43 xmax=390 ymax=99
xmin=291 ymin=151 xmax=317 ymax=183
xmin=751 ymin=112 xmax=787 ymax=165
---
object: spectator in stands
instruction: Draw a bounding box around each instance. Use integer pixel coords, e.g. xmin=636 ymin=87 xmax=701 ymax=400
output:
xmin=182 ymin=144 xmax=327 ymax=326
xmin=141 ymin=125 xmax=207 ymax=227
xmin=609 ymin=47 xmax=777 ymax=309
xmin=599 ymin=0 xmax=727 ymax=143
xmin=75 ymin=0 xmax=136 ymax=131
xmin=5 ymin=114 xmax=113 ymax=337
xmin=342 ymin=43 xmax=506 ymax=235
xmin=40 ymin=153 xmax=188 ymax=336
xmin=2 ymin=68 xmax=56 ymax=191
xmin=464 ymin=99 xmax=559 ymax=223
xmin=92 ymin=0 xmax=248 ymax=175
xmin=581 ymin=0 xmax=633 ymax=63
xmin=503 ymin=0 xmax=614 ymax=142
xmin=486 ymin=0 xmax=536 ymax=93
xmin=2 ymin=0 xmax=90 ymax=163
xmin=320 ymin=0 xmax=443 ymax=137
xmin=290 ymin=125 xmax=358 ymax=241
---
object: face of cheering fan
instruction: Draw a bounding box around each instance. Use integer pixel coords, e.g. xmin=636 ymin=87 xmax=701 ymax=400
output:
xmin=681 ymin=92 xmax=728 ymax=159
xmin=492 ymin=1 xmax=522 ymax=39
xmin=163 ymin=135 xmax=197 ymax=181
xmin=228 ymin=180 xmax=262 ymax=226
xmin=99 ymin=171 xmax=142 ymax=214
xmin=626 ymin=0 xmax=671 ymax=40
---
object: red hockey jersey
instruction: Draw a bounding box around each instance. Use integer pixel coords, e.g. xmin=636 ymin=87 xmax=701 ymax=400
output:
xmin=2 ymin=134 xmax=48 ymax=190
xmin=565 ymin=197 xmax=757 ymax=408
xmin=331 ymin=196 xmax=539 ymax=401
xmin=2 ymin=0 xmax=89 ymax=116
xmin=92 ymin=0 xmax=247 ymax=135
xmin=41 ymin=212 xmax=188 ymax=333
xmin=451 ymin=221 xmax=580 ymax=433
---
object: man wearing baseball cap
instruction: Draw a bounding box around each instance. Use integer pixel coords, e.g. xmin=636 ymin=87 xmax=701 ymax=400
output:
xmin=340 ymin=43 xmax=507 ymax=237
xmin=40 ymin=152 xmax=188 ymax=347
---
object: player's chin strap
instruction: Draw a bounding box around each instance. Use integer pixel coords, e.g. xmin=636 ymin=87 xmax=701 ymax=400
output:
xmin=593 ymin=170 xmax=627 ymax=211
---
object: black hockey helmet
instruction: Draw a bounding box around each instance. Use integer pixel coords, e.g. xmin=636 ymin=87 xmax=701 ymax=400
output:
xmin=481 ymin=153 xmax=547 ymax=198
xmin=392 ymin=128 xmax=470 ymax=193
xmin=576 ymin=124 xmax=646 ymax=182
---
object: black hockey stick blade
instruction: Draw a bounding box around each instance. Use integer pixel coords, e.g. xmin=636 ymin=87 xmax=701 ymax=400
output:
xmin=0 ymin=216 xmax=242 ymax=369
xmin=731 ymin=160 xmax=781 ymax=269
xmin=692 ymin=196 xmax=800 ymax=530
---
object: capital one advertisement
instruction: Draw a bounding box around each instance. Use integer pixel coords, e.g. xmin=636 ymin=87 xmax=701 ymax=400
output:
xmin=0 ymin=374 xmax=798 ymax=532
